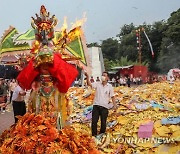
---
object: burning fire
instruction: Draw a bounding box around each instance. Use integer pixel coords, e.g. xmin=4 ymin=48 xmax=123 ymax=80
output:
xmin=71 ymin=12 xmax=87 ymax=29
xmin=54 ymin=13 xmax=87 ymax=47
xmin=61 ymin=16 xmax=68 ymax=37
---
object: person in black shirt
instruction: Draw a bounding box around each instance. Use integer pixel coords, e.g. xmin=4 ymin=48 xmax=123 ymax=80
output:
xmin=127 ymin=76 xmax=131 ymax=87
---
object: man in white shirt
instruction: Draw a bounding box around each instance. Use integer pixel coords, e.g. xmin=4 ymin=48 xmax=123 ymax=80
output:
xmin=85 ymin=71 xmax=117 ymax=136
xmin=169 ymin=75 xmax=175 ymax=84
xmin=9 ymin=79 xmax=17 ymax=103
xmin=12 ymin=83 xmax=26 ymax=123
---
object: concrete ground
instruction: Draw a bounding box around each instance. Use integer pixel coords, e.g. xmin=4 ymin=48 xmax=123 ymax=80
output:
xmin=0 ymin=104 xmax=14 ymax=135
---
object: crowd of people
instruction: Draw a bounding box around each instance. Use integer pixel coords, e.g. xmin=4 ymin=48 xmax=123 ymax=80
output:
xmin=88 ymin=72 xmax=180 ymax=88
xmin=74 ymin=70 xmax=180 ymax=90
xmin=83 ymin=75 xmax=143 ymax=88
xmin=110 ymin=76 xmax=143 ymax=87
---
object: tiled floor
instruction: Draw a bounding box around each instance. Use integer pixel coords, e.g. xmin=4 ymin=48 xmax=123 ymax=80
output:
xmin=0 ymin=104 xmax=14 ymax=135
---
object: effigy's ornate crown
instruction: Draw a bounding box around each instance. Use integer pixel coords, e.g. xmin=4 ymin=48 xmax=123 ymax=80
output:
xmin=31 ymin=5 xmax=57 ymax=42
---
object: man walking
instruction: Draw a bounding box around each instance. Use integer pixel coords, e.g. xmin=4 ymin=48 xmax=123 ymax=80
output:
xmin=12 ymin=83 xmax=26 ymax=123
xmin=85 ymin=71 xmax=117 ymax=136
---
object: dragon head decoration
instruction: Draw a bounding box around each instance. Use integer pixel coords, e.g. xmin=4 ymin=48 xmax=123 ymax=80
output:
xmin=31 ymin=5 xmax=57 ymax=45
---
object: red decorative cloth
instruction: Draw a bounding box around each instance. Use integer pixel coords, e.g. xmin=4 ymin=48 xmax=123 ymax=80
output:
xmin=17 ymin=60 xmax=39 ymax=90
xmin=17 ymin=54 xmax=78 ymax=93
xmin=48 ymin=53 xmax=78 ymax=93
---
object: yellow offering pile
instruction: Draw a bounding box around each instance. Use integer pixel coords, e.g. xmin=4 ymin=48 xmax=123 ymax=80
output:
xmin=0 ymin=81 xmax=179 ymax=154
xmin=67 ymin=81 xmax=180 ymax=153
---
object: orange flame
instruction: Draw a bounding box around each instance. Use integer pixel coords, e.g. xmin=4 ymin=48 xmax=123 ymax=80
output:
xmin=54 ymin=13 xmax=87 ymax=46
xmin=71 ymin=12 xmax=87 ymax=30
xmin=61 ymin=16 xmax=68 ymax=32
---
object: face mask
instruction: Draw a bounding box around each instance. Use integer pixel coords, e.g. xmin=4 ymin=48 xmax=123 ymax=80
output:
xmin=101 ymin=76 xmax=106 ymax=82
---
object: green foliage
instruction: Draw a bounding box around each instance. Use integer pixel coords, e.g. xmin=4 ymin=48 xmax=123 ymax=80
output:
xmin=165 ymin=8 xmax=180 ymax=44
xmin=87 ymin=42 xmax=100 ymax=48
xmin=157 ymin=43 xmax=180 ymax=73
xmin=109 ymin=56 xmax=134 ymax=68
xmin=98 ymin=8 xmax=180 ymax=73
xmin=104 ymin=56 xmax=148 ymax=71
xmin=101 ymin=38 xmax=119 ymax=60
xmin=117 ymin=23 xmax=135 ymax=39
xmin=157 ymin=8 xmax=180 ymax=73
xmin=104 ymin=58 xmax=112 ymax=71
xmin=119 ymin=32 xmax=137 ymax=61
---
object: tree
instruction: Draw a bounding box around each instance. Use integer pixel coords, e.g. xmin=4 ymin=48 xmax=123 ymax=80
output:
xmin=103 ymin=58 xmax=112 ymax=71
xmin=101 ymin=38 xmax=119 ymax=60
xmin=157 ymin=8 xmax=180 ymax=73
xmin=104 ymin=56 xmax=148 ymax=71
xmin=118 ymin=32 xmax=137 ymax=61
xmin=117 ymin=23 xmax=135 ymax=39
xmin=158 ymin=43 xmax=180 ymax=73
xmin=87 ymin=42 xmax=100 ymax=48
xmin=116 ymin=23 xmax=137 ymax=61
xmin=165 ymin=8 xmax=180 ymax=44
xmin=99 ymin=9 xmax=180 ymax=73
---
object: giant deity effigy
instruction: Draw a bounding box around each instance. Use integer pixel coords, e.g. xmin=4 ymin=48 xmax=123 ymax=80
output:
xmin=17 ymin=5 xmax=79 ymax=129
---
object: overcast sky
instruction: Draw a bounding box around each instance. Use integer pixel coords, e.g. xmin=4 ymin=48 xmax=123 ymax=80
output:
xmin=0 ymin=0 xmax=179 ymax=43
